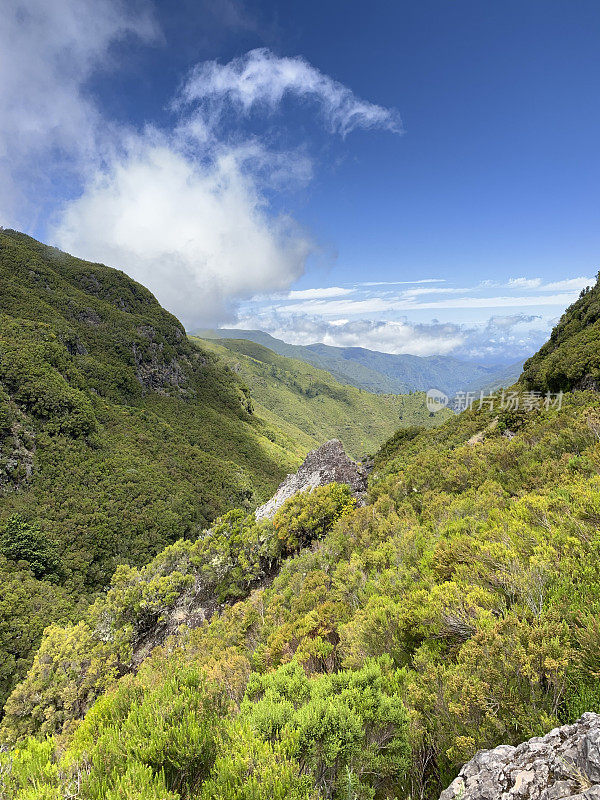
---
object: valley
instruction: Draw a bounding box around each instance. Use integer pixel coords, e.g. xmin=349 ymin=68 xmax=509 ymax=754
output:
xmin=1 ymin=233 xmax=600 ymax=800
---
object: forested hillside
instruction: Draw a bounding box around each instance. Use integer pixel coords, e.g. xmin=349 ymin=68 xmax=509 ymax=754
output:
xmin=0 ymin=230 xmax=314 ymax=582
xmin=0 ymin=231 xmax=447 ymax=724
xmin=196 ymin=336 xmax=450 ymax=459
xmin=522 ymin=276 xmax=600 ymax=391
xmin=3 ymin=273 xmax=600 ymax=799
xmin=0 ymin=230 xmax=311 ymax=708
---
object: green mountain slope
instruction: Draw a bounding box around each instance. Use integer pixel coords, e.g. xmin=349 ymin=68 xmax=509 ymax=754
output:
xmin=198 ymin=327 xmax=522 ymax=396
xmin=6 ymin=282 xmax=600 ymax=799
xmin=195 ymin=336 xmax=452 ymax=459
xmin=463 ymin=358 xmax=523 ymax=396
xmin=0 ymin=231 xmax=306 ymax=589
xmin=0 ymin=230 xmax=306 ymax=706
xmin=521 ymin=274 xmax=600 ymax=391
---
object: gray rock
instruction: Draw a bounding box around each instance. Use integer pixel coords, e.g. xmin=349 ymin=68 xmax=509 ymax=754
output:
xmin=439 ymin=714 xmax=600 ymax=800
xmin=255 ymin=439 xmax=368 ymax=521
xmin=574 ymin=375 xmax=600 ymax=392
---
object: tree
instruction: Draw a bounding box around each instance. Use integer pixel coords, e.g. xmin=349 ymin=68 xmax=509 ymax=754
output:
xmin=0 ymin=515 xmax=59 ymax=579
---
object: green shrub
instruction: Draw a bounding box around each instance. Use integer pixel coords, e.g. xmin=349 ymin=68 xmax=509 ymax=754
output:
xmin=273 ymin=483 xmax=357 ymax=551
xmin=199 ymin=722 xmax=317 ymax=800
xmin=242 ymin=659 xmax=410 ymax=799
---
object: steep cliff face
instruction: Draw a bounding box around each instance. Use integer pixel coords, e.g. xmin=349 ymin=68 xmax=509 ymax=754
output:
xmin=440 ymin=714 xmax=600 ymax=800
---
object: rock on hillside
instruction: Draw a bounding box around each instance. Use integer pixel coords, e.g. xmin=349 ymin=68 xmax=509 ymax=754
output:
xmin=255 ymin=439 xmax=368 ymax=520
xmin=440 ymin=713 xmax=600 ymax=800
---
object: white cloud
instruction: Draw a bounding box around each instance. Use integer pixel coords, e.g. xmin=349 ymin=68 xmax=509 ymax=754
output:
xmin=287 ymin=286 xmax=353 ymax=300
xmin=316 ymin=320 xmax=464 ymax=356
xmin=399 ymin=286 xmax=474 ymax=297
xmin=505 ymin=276 xmax=595 ymax=292
xmin=273 ymin=291 xmax=580 ymax=317
xmin=358 ymin=279 xmax=445 ymax=286
xmin=1 ymin=6 xmax=400 ymax=327
xmin=177 ymin=48 xmax=401 ymax=137
xmin=0 ymin=0 xmax=158 ymax=227
xmin=542 ymin=276 xmax=595 ymax=292
xmin=54 ymin=140 xmax=313 ymax=327
xmin=236 ymin=314 xmax=465 ymax=356
xmin=506 ymin=277 xmax=542 ymax=289
xmin=234 ymin=310 xmax=553 ymax=362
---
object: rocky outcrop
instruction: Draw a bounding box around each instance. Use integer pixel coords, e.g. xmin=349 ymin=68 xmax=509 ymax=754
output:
xmin=132 ymin=326 xmax=190 ymax=395
xmin=255 ymin=439 xmax=367 ymax=520
xmin=0 ymin=416 xmax=36 ymax=495
xmin=440 ymin=713 xmax=600 ymax=800
xmin=132 ymin=442 xmax=367 ymax=664
xmin=575 ymin=375 xmax=600 ymax=393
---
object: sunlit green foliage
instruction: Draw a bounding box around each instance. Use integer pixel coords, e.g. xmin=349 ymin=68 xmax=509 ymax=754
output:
xmin=7 ymin=388 xmax=600 ymax=798
xmin=198 ymin=722 xmax=318 ymax=800
xmin=0 ymin=559 xmax=73 ymax=721
xmin=6 ymin=239 xmax=600 ymax=798
xmin=1 ymin=486 xmax=352 ymax=741
xmin=198 ymin=337 xmax=451 ymax=458
xmin=65 ymin=663 xmax=227 ymax=799
xmin=273 ymin=483 xmax=357 ymax=551
xmin=521 ymin=272 xmax=600 ymax=391
xmin=0 ymin=737 xmax=63 ymax=800
xmin=242 ymin=659 xmax=410 ymax=799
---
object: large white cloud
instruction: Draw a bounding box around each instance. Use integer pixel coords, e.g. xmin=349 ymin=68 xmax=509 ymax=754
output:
xmin=0 ymin=0 xmax=157 ymax=226
xmin=48 ymin=44 xmax=400 ymax=327
xmin=54 ymin=140 xmax=313 ymax=326
xmin=231 ymin=313 xmax=466 ymax=357
xmin=0 ymin=5 xmax=400 ymax=327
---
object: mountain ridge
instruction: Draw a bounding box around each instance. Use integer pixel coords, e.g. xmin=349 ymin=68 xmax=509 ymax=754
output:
xmin=197 ymin=327 xmax=523 ymax=396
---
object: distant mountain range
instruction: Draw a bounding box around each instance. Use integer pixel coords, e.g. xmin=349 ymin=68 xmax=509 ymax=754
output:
xmin=195 ymin=336 xmax=452 ymax=460
xmin=195 ymin=328 xmax=524 ymax=397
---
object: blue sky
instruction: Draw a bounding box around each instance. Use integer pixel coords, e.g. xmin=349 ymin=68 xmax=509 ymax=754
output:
xmin=1 ymin=0 xmax=599 ymax=361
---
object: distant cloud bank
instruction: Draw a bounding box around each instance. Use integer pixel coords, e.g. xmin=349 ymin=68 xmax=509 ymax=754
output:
xmin=228 ymin=275 xmax=594 ymax=361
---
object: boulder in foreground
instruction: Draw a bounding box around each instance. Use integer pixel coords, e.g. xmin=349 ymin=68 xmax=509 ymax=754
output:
xmin=440 ymin=713 xmax=600 ymax=800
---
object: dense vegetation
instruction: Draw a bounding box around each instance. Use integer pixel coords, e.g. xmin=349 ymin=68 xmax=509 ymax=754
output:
xmin=3 ymin=243 xmax=600 ymax=800
xmin=4 ymin=383 xmax=600 ymax=799
xmin=199 ymin=328 xmax=522 ymax=396
xmin=0 ymin=231 xmax=444 ymax=734
xmin=197 ymin=337 xmax=449 ymax=458
xmin=522 ymin=274 xmax=600 ymax=391
xmin=0 ymin=229 xmax=313 ymax=709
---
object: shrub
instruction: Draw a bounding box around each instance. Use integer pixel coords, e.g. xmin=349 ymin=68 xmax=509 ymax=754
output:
xmin=273 ymin=483 xmax=357 ymax=551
